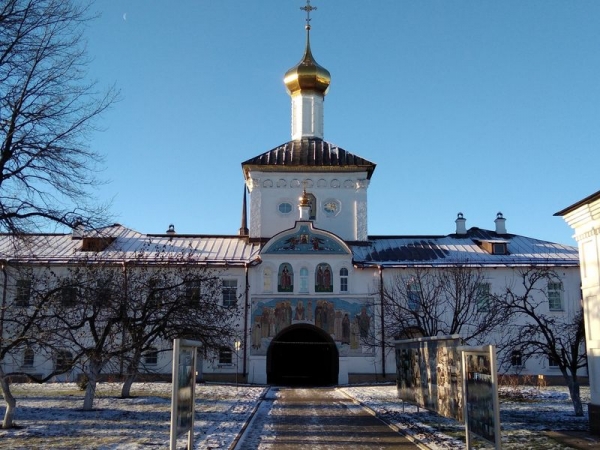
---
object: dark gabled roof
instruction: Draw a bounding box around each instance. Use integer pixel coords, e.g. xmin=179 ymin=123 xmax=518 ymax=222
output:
xmin=242 ymin=138 xmax=376 ymax=180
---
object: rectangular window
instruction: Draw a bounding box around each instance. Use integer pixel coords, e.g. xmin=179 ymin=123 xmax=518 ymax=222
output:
xmin=299 ymin=268 xmax=309 ymax=293
xmin=548 ymin=282 xmax=563 ymax=311
xmin=222 ymin=279 xmax=237 ymax=307
xmin=23 ymin=348 xmax=34 ymax=368
xmin=340 ymin=277 xmax=348 ymax=292
xmin=548 ymin=355 xmax=559 ymax=368
xmin=61 ymin=286 xmax=78 ymax=307
xmin=95 ymin=281 xmax=111 ymax=306
xmin=55 ymin=350 xmax=73 ymax=373
xmin=476 ymin=283 xmax=491 ymax=312
xmin=148 ymin=278 xmax=163 ymax=308
xmin=511 ymin=350 xmax=522 ymax=367
xmin=407 ymin=283 xmax=421 ymax=311
xmin=340 ymin=268 xmax=349 ymax=292
xmin=184 ymin=280 xmax=201 ymax=306
xmin=15 ymin=279 xmax=31 ymax=307
xmin=492 ymin=243 xmax=507 ymax=255
xmin=219 ymin=347 xmax=233 ymax=365
xmin=144 ymin=348 xmax=158 ymax=366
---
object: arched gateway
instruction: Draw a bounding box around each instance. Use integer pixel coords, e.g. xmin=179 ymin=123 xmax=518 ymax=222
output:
xmin=267 ymin=324 xmax=339 ymax=386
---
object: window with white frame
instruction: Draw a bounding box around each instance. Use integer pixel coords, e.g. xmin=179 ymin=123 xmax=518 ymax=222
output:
xmin=548 ymin=281 xmax=563 ymax=311
xmin=222 ymin=279 xmax=237 ymax=307
xmin=548 ymin=355 xmax=559 ymax=368
xmin=511 ymin=350 xmax=523 ymax=367
xmin=219 ymin=347 xmax=233 ymax=365
xmin=22 ymin=347 xmax=34 ymax=368
xmin=407 ymin=283 xmax=421 ymax=311
xmin=476 ymin=282 xmax=491 ymax=312
xmin=340 ymin=268 xmax=349 ymax=292
xmin=144 ymin=348 xmax=158 ymax=366
xmin=299 ymin=268 xmax=309 ymax=293
xmin=55 ymin=350 xmax=73 ymax=373
xmin=15 ymin=279 xmax=31 ymax=307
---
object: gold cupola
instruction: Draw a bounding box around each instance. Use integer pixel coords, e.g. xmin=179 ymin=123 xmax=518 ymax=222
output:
xmin=284 ymin=26 xmax=331 ymax=97
xmin=285 ymin=15 xmax=330 ymax=141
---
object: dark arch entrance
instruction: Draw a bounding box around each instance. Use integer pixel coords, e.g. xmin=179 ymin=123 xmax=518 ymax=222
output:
xmin=267 ymin=324 xmax=339 ymax=386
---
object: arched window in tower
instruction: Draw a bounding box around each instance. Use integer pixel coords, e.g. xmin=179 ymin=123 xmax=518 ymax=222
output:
xmin=299 ymin=267 xmax=309 ymax=293
xmin=315 ymin=263 xmax=333 ymax=292
xmin=263 ymin=268 xmax=273 ymax=292
xmin=307 ymin=193 xmax=316 ymax=220
xmin=340 ymin=267 xmax=349 ymax=292
xmin=278 ymin=263 xmax=293 ymax=292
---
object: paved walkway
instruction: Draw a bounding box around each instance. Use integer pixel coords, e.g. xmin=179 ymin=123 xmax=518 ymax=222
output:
xmin=233 ymin=387 xmax=423 ymax=449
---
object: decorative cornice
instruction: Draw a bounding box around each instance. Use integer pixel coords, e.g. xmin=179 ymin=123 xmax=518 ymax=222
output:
xmin=574 ymin=227 xmax=600 ymax=242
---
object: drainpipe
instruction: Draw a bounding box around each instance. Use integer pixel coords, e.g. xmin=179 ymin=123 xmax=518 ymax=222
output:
xmin=379 ymin=265 xmax=385 ymax=378
xmin=243 ymin=263 xmax=249 ymax=378
xmin=0 ymin=261 xmax=8 ymax=355
xmin=120 ymin=261 xmax=128 ymax=376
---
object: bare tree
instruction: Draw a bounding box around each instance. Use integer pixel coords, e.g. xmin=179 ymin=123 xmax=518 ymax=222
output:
xmin=0 ymin=0 xmax=117 ymax=234
xmin=495 ymin=267 xmax=586 ymax=416
xmin=0 ymin=263 xmax=85 ymax=427
xmin=47 ymin=264 xmax=126 ymax=411
xmin=118 ymin=257 xmax=242 ymax=398
xmin=379 ymin=265 xmax=506 ymax=347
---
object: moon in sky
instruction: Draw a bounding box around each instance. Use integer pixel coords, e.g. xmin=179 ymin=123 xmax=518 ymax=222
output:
xmin=123 ymin=13 xmax=127 ymax=21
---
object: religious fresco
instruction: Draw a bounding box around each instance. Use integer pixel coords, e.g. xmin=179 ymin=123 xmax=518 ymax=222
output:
xmin=251 ymin=297 xmax=374 ymax=357
xmin=277 ymin=263 xmax=293 ymax=292
xmin=264 ymin=224 xmax=349 ymax=254
xmin=315 ymin=263 xmax=333 ymax=292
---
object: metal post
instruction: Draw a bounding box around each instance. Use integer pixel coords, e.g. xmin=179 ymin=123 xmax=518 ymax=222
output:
xmin=235 ymin=340 xmax=241 ymax=387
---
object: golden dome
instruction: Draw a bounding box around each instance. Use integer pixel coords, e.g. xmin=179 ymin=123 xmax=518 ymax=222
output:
xmin=284 ymin=28 xmax=331 ymax=96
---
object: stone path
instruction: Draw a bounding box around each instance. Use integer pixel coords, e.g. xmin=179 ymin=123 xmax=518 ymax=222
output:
xmin=233 ymin=387 xmax=423 ymax=449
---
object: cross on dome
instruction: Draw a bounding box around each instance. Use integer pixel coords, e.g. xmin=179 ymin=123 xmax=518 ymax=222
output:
xmin=300 ymin=0 xmax=317 ymax=30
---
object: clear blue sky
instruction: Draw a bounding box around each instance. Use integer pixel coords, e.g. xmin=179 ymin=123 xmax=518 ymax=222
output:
xmin=84 ymin=1 xmax=600 ymax=245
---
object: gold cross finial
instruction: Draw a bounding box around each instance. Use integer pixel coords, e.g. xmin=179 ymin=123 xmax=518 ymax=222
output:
xmin=300 ymin=0 xmax=316 ymax=30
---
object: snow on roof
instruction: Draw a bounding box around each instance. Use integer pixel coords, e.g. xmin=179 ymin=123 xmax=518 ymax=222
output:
xmin=355 ymin=228 xmax=578 ymax=268
xmin=0 ymin=225 xmax=577 ymax=268
xmin=0 ymin=224 xmax=261 ymax=266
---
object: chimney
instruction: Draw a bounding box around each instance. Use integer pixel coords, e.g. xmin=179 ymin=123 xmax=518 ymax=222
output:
xmin=495 ymin=212 xmax=507 ymax=234
xmin=455 ymin=212 xmax=467 ymax=235
xmin=166 ymin=224 xmax=176 ymax=234
xmin=72 ymin=219 xmax=85 ymax=240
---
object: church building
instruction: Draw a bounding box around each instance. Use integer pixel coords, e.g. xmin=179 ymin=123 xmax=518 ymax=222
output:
xmin=0 ymin=8 xmax=582 ymax=386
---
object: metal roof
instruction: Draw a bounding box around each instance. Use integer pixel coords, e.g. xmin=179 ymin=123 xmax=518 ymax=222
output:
xmin=0 ymin=225 xmax=578 ymax=269
xmin=0 ymin=224 xmax=262 ymax=266
xmin=241 ymin=138 xmax=376 ymax=180
xmin=353 ymin=228 xmax=579 ymax=268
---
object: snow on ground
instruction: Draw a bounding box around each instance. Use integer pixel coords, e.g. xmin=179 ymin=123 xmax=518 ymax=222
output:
xmin=0 ymin=382 xmax=593 ymax=449
xmin=342 ymin=385 xmax=592 ymax=450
